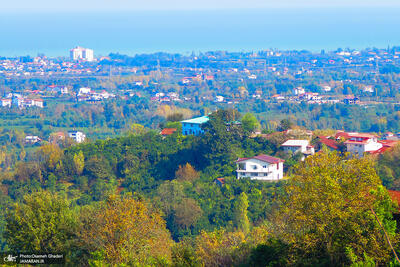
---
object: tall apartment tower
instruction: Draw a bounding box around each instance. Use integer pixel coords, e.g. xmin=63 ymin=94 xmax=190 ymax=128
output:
xmin=70 ymin=46 xmax=94 ymax=62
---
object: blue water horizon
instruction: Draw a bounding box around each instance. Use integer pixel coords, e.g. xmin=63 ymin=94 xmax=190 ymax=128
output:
xmin=1 ymin=8 xmax=400 ymax=57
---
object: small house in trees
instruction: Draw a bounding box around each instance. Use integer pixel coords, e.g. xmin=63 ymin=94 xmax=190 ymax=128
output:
xmin=235 ymin=154 xmax=284 ymax=181
xmin=214 ymin=178 xmax=225 ymax=187
xmin=181 ymin=116 xmax=209 ymax=136
xmin=281 ymin=139 xmax=315 ymax=158
xmin=68 ymin=130 xmax=86 ymax=143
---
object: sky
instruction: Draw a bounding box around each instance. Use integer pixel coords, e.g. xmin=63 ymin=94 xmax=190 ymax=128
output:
xmin=3 ymin=0 xmax=400 ymax=12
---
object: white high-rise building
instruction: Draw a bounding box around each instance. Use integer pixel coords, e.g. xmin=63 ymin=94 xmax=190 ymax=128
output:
xmin=82 ymin=48 xmax=94 ymax=61
xmin=70 ymin=46 xmax=94 ymax=62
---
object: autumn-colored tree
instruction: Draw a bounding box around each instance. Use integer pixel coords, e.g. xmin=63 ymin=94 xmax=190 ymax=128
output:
xmin=175 ymin=163 xmax=200 ymax=182
xmin=130 ymin=123 xmax=146 ymax=136
xmin=4 ymin=191 xmax=77 ymax=253
xmin=36 ymin=143 xmax=63 ymax=171
xmin=13 ymin=161 xmax=42 ymax=183
xmin=77 ymin=195 xmax=173 ymax=266
xmin=274 ymin=151 xmax=397 ymax=265
xmin=73 ymin=150 xmax=85 ymax=175
xmin=195 ymin=229 xmax=246 ymax=267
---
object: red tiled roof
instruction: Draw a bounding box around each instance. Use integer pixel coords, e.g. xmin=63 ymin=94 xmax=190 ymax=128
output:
xmin=160 ymin=128 xmax=177 ymax=136
xmin=215 ymin=178 xmax=225 ymax=185
xmin=369 ymin=140 xmax=399 ymax=155
xmin=370 ymin=146 xmax=391 ymax=155
xmin=344 ymin=140 xmax=369 ymax=145
xmin=335 ymin=131 xmax=377 ymax=140
xmin=378 ymin=140 xmax=398 ymax=147
xmin=236 ymin=154 xmax=285 ymax=164
xmin=319 ymin=136 xmax=339 ymax=150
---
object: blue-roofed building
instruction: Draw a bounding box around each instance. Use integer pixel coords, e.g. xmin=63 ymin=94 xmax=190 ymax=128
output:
xmin=181 ymin=116 xmax=209 ymax=136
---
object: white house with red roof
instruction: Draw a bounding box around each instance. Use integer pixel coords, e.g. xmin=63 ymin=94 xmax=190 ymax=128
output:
xmin=344 ymin=133 xmax=382 ymax=157
xmin=236 ymin=154 xmax=284 ymax=181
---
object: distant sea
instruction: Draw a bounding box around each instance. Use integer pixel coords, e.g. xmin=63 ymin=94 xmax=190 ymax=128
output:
xmin=1 ymin=8 xmax=400 ymax=57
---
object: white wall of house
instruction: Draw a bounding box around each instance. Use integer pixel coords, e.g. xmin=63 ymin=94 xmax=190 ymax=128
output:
xmin=346 ymin=138 xmax=382 ymax=156
xmin=236 ymin=158 xmax=283 ymax=181
xmin=281 ymin=140 xmax=314 ymax=155
xmin=282 ymin=145 xmax=304 ymax=154
xmin=68 ymin=131 xmax=86 ymax=143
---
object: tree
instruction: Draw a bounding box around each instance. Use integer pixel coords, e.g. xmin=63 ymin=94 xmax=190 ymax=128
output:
xmin=277 ymin=119 xmax=293 ymax=131
xmin=241 ymin=113 xmax=260 ymax=134
xmin=167 ymin=113 xmax=184 ymax=122
xmin=77 ymin=195 xmax=173 ymax=266
xmin=73 ymin=150 xmax=85 ymax=175
xmin=157 ymin=180 xmax=186 ymax=216
xmin=174 ymin=198 xmax=203 ymax=229
xmin=195 ymin=229 xmax=246 ymax=267
xmin=376 ymin=144 xmax=400 ymax=189
xmin=274 ymin=151 xmax=397 ymax=265
xmin=84 ymin=156 xmax=113 ymax=181
xmin=130 ymin=123 xmax=146 ymax=136
xmin=200 ymin=109 xmax=243 ymax=168
xmin=233 ymin=192 xmax=250 ymax=234
xmin=175 ymin=163 xmax=200 ymax=182
xmin=4 ymin=191 xmax=77 ymax=253
xmin=36 ymin=144 xmax=63 ymax=171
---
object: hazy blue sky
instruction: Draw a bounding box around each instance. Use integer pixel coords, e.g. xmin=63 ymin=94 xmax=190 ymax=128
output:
xmin=4 ymin=0 xmax=400 ymax=12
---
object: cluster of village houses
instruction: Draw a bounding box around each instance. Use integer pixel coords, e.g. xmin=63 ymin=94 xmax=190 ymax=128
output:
xmin=0 ymin=93 xmax=44 ymax=108
xmin=77 ymin=87 xmax=115 ymax=102
xmin=0 ymin=85 xmax=117 ymax=109
xmin=25 ymin=130 xmax=86 ymax=145
xmin=271 ymin=86 xmax=364 ymax=105
xmin=160 ymin=115 xmax=400 ymax=183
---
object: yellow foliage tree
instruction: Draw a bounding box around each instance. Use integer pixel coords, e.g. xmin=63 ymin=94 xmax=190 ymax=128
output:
xmin=73 ymin=151 xmax=85 ymax=175
xmin=130 ymin=123 xmax=146 ymax=136
xmin=36 ymin=144 xmax=63 ymax=171
xmin=274 ymin=151 xmax=397 ymax=265
xmin=77 ymin=195 xmax=173 ymax=266
xmin=195 ymin=229 xmax=246 ymax=267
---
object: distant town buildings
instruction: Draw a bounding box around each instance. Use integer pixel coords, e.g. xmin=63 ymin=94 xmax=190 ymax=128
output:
xmin=10 ymin=95 xmax=44 ymax=108
xmin=25 ymin=135 xmax=41 ymax=144
xmin=70 ymin=46 xmax=94 ymax=62
xmin=293 ymin=87 xmax=305 ymax=95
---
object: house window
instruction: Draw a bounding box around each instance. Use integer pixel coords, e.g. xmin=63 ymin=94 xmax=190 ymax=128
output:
xmin=277 ymin=164 xmax=279 ymax=170
xmin=250 ymin=173 xmax=258 ymax=177
xmin=238 ymin=163 xmax=246 ymax=170
xmin=251 ymin=165 xmax=257 ymax=170
xmin=263 ymin=165 xmax=267 ymax=168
